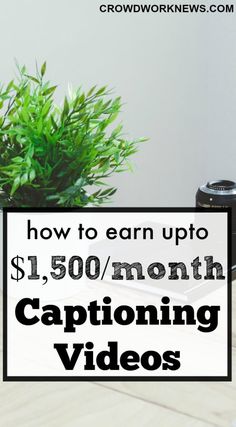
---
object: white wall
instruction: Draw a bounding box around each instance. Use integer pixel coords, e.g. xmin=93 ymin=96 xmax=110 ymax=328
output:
xmin=1 ymin=0 xmax=236 ymax=206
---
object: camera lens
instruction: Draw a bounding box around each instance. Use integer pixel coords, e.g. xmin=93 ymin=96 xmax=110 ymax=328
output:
xmin=196 ymin=179 xmax=236 ymax=269
xmin=207 ymin=180 xmax=236 ymax=191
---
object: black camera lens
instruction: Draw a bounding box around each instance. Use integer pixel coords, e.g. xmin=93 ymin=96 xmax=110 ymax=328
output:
xmin=196 ymin=179 xmax=236 ymax=269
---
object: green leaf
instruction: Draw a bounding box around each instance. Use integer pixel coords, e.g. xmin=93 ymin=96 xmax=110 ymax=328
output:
xmin=12 ymin=156 xmax=24 ymax=163
xmin=42 ymin=100 xmax=52 ymax=116
xmin=42 ymin=86 xmax=57 ymax=96
xmin=96 ymin=86 xmax=107 ymax=96
xmin=62 ymin=97 xmax=70 ymax=118
xmin=21 ymin=172 xmax=28 ymax=185
xmin=6 ymin=80 xmax=14 ymax=91
xmin=50 ymin=115 xmax=58 ymax=131
xmin=41 ymin=61 xmax=46 ymax=77
xmin=27 ymin=146 xmax=34 ymax=158
xmin=25 ymin=75 xmax=40 ymax=84
xmin=114 ymin=152 xmax=120 ymax=164
xmin=87 ymin=85 xmax=97 ymax=97
xmin=138 ymin=137 xmax=149 ymax=143
xmin=111 ymin=123 xmax=123 ymax=138
xmin=109 ymin=188 xmax=117 ymax=196
xmin=108 ymin=111 xmax=119 ymax=124
xmin=29 ymin=169 xmax=36 ymax=182
xmin=10 ymin=176 xmax=21 ymax=195
xmin=26 ymin=157 xmax=32 ymax=167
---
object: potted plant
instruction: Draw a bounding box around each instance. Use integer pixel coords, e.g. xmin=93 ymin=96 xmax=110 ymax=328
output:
xmin=0 ymin=62 xmax=146 ymax=207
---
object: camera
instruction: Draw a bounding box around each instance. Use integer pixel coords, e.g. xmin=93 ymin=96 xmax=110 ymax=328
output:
xmin=196 ymin=180 xmax=236 ymax=269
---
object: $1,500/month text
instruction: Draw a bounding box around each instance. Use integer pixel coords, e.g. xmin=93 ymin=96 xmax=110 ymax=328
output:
xmin=11 ymin=255 xmax=225 ymax=285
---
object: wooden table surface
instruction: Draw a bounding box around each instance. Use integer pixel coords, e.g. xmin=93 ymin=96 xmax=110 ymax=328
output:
xmin=0 ymin=286 xmax=235 ymax=427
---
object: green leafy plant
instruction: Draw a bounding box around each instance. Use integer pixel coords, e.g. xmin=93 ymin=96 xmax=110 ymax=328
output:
xmin=0 ymin=62 xmax=146 ymax=207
